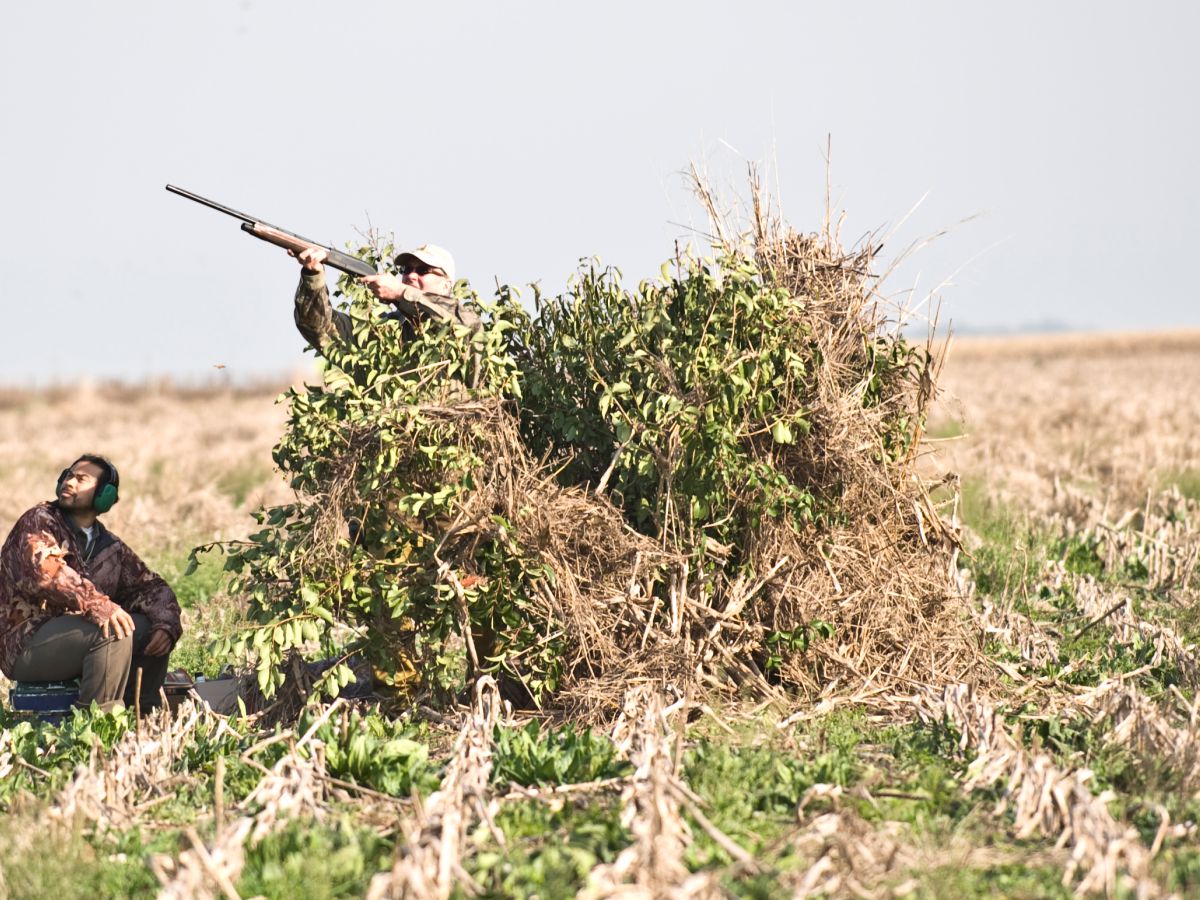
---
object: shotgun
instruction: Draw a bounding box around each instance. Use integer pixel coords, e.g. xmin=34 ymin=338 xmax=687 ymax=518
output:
xmin=165 ymin=184 xmax=378 ymax=278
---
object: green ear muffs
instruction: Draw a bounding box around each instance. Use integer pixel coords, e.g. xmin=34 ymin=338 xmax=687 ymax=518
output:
xmin=92 ymin=482 xmax=119 ymax=513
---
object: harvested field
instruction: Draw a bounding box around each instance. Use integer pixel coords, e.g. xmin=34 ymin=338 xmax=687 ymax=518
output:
xmin=927 ymin=330 xmax=1200 ymax=515
xmin=3 ymin=326 xmax=1200 ymax=897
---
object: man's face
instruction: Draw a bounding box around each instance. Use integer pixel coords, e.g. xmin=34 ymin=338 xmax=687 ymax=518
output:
xmin=58 ymin=460 xmax=106 ymax=510
xmin=400 ymin=260 xmax=452 ymax=296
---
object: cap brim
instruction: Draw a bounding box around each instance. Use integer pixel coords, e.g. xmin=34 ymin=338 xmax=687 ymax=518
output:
xmin=395 ymin=250 xmax=439 ymax=269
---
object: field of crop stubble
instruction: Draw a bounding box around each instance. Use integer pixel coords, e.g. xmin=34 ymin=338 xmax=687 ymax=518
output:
xmin=1 ymin=330 xmax=1199 ymax=898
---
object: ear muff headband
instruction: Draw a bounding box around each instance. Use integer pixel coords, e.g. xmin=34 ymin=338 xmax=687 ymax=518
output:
xmin=58 ymin=457 xmax=121 ymax=513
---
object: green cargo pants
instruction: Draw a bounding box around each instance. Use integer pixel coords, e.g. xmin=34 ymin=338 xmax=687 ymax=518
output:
xmin=11 ymin=613 xmax=171 ymax=713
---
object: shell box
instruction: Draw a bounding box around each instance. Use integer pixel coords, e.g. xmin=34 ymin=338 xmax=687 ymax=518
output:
xmin=9 ymin=680 xmax=80 ymax=723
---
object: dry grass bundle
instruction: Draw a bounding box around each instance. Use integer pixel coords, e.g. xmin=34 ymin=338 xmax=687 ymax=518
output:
xmin=512 ymin=489 xmax=671 ymax=678
xmin=421 ymin=405 xmax=678 ymax=689
xmin=456 ymin=175 xmax=975 ymax=709
xmin=530 ymin=176 xmax=976 ymax=709
xmin=299 ymin=395 xmax=682 ymax=708
xmin=245 ymin=172 xmax=979 ymax=718
xmin=685 ymin=175 xmax=977 ymax=698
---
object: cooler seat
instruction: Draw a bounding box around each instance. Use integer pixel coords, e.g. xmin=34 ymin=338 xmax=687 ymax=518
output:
xmin=9 ymin=679 xmax=81 ymax=724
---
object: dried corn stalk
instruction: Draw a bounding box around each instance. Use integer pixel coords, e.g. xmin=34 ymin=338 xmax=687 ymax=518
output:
xmin=579 ymin=687 xmax=730 ymax=899
xmin=153 ymin=701 xmax=341 ymax=899
xmin=1043 ymin=568 xmax=1200 ymax=690
xmin=50 ymin=702 xmax=237 ymax=832
xmin=1077 ymin=679 xmax=1200 ymax=799
xmin=786 ymin=788 xmax=905 ymax=899
xmin=367 ymin=676 xmax=500 ymax=900
xmin=916 ymin=683 xmax=1157 ymax=897
xmin=973 ymin=593 xmax=1062 ymax=669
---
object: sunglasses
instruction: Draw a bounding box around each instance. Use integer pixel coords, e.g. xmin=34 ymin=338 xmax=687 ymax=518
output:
xmin=401 ymin=262 xmax=447 ymax=278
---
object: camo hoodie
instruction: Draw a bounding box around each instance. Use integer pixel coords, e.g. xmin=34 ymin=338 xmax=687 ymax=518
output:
xmin=0 ymin=502 xmax=182 ymax=678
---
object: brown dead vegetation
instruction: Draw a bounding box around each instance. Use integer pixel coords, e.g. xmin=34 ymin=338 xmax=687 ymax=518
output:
xmin=733 ymin=198 xmax=976 ymax=700
xmin=368 ymin=677 xmax=501 ymax=900
xmin=928 ymin=331 xmax=1200 ymax=516
xmin=915 ymin=682 xmax=1159 ymax=898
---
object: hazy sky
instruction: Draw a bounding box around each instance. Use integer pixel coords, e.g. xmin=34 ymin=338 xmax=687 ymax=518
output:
xmin=2 ymin=1 xmax=1196 ymax=382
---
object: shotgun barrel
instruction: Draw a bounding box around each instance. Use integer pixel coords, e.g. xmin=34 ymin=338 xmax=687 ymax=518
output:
xmin=165 ymin=184 xmax=378 ymax=278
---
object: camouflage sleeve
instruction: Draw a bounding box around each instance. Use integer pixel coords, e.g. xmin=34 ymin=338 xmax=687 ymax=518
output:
xmin=391 ymin=285 xmax=482 ymax=333
xmin=112 ymin=545 xmax=183 ymax=647
xmin=294 ymin=270 xmax=354 ymax=353
xmin=7 ymin=511 xmax=120 ymax=626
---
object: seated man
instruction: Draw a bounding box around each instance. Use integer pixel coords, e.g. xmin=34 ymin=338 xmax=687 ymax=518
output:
xmin=0 ymin=455 xmax=182 ymax=713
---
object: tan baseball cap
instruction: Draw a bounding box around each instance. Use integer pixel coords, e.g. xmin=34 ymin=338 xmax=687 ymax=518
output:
xmin=395 ymin=244 xmax=456 ymax=283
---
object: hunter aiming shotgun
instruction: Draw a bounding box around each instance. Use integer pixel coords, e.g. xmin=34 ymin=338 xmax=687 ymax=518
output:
xmin=165 ymin=185 xmax=378 ymax=278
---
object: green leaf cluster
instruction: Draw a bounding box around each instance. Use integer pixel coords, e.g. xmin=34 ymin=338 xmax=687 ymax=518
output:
xmin=207 ymin=265 xmax=562 ymax=700
xmin=491 ymin=720 xmax=629 ymax=786
xmin=514 ymin=256 xmax=822 ymax=552
xmin=295 ymin=707 xmax=437 ymax=797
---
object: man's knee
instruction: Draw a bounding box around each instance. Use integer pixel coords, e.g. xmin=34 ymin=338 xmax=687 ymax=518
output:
xmin=87 ymin=621 xmax=134 ymax=656
xmin=12 ymin=615 xmax=130 ymax=682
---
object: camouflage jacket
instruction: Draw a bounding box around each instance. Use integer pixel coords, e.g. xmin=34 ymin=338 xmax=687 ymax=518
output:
xmin=293 ymin=270 xmax=481 ymax=355
xmin=0 ymin=502 xmax=183 ymax=678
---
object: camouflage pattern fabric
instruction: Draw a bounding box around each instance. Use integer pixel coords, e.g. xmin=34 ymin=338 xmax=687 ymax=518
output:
xmin=293 ymin=270 xmax=481 ymax=355
xmin=0 ymin=502 xmax=182 ymax=679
